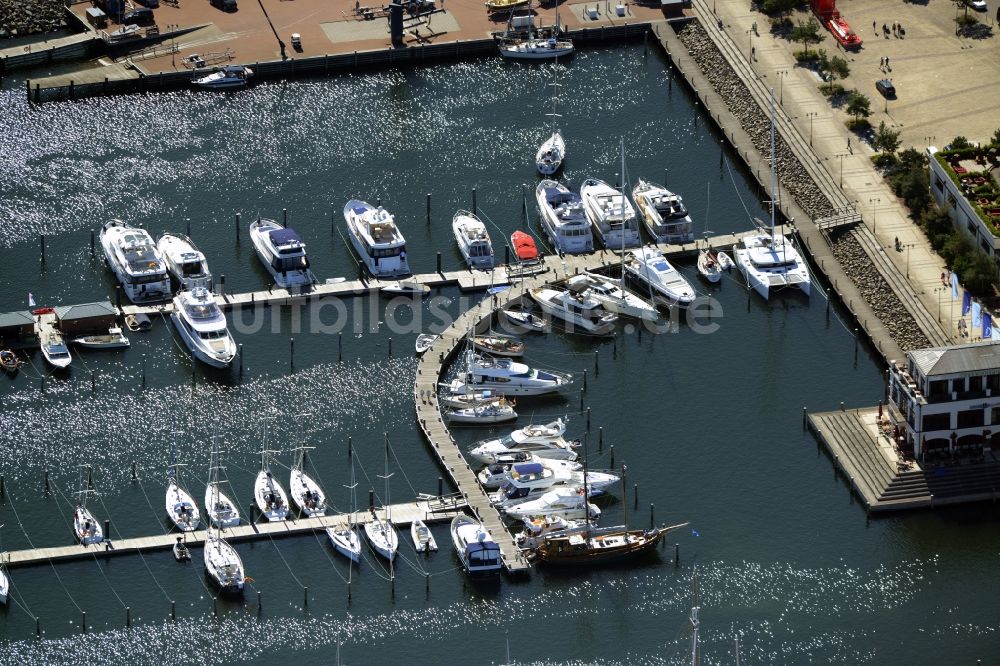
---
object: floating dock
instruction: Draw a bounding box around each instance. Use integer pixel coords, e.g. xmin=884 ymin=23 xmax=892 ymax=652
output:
xmin=2 ymin=497 xmax=465 ymax=569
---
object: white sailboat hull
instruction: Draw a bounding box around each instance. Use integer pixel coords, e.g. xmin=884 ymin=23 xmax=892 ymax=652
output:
xmin=363 ymin=519 xmax=399 ymax=561
xmin=165 ymin=479 xmax=201 ymax=532
xmin=254 ymin=470 xmax=290 ymax=521
xmin=204 ymin=536 xmax=244 ymax=595
xmin=289 ymin=469 xmax=327 ymax=517
xmin=327 ymin=525 xmax=361 ymax=562
xmin=204 ymin=485 xmax=241 ymax=528
xmin=535 ymin=131 xmax=565 ymax=175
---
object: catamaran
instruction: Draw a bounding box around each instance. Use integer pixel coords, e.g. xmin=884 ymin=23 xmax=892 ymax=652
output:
xmin=733 ymin=91 xmax=811 ymax=300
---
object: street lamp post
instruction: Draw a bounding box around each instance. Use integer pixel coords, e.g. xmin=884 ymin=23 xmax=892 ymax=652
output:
xmin=838 ymin=153 xmax=845 ymax=187
xmin=906 ymin=243 xmax=912 ymax=278
xmin=807 ymin=112 xmax=818 ymax=146
xmin=777 ymin=70 xmax=788 ymax=105
xmin=869 ymin=197 xmax=881 ymax=235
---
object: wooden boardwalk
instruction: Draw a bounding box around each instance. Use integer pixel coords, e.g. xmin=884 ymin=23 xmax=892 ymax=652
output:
xmin=2 ymin=498 xmax=465 ymax=569
xmin=118 ymin=226 xmax=788 ymax=317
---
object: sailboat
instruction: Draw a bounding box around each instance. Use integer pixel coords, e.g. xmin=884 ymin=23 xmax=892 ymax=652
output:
xmin=73 ymin=466 xmax=103 ymax=545
xmin=498 ymin=4 xmax=574 ymax=60
xmin=203 ymin=521 xmax=245 ymax=596
xmin=289 ymin=444 xmax=327 ymax=518
xmin=326 ymin=456 xmax=362 ymax=562
xmin=205 ymin=436 xmax=240 ymax=528
xmin=697 ymin=184 xmax=722 ymax=284
xmin=536 ymin=73 xmax=564 ymax=175
xmin=254 ymin=448 xmax=290 ymax=522
xmin=165 ymin=434 xmax=201 ymax=532
xmin=733 ymin=90 xmax=811 ymax=299
xmin=363 ymin=439 xmax=399 ymax=561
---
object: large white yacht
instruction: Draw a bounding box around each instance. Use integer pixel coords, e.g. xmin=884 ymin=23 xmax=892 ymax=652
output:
xmin=99 ymin=220 xmax=171 ymax=304
xmin=344 ymin=200 xmax=410 ymax=278
xmin=169 ymin=288 xmax=236 ymax=368
xmin=535 ymin=180 xmax=594 ymax=255
xmin=468 ymin=419 xmax=578 ymax=464
xmin=452 ymin=211 xmax=495 ymax=270
xmin=565 ymin=273 xmax=657 ymax=321
xmin=457 ymin=353 xmax=572 ymax=397
xmin=734 ymin=93 xmax=811 ymax=300
xmin=529 ymin=285 xmax=618 ymax=336
xmin=157 ymin=233 xmax=212 ymax=290
xmin=623 ymin=246 xmax=696 ymax=308
xmin=502 ymin=487 xmax=601 ymax=522
xmin=450 ymin=515 xmax=502 ymax=577
xmin=632 ymin=180 xmax=695 ymax=244
xmin=490 ymin=462 xmax=619 ymax=508
xmin=249 ymin=217 xmax=316 ymax=289
xmin=580 ymin=178 xmax=641 ymax=250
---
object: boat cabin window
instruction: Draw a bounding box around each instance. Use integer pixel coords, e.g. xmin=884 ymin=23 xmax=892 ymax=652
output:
xmin=371 ymin=246 xmax=403 ymax=258
xmin=272 ymin=256 xmax=309 ymax=272
xmin=199 ymin=330 xmax=228 ymax=340
xmin=180 ymin=261 xmax=204 ymax=276
xmin=502 ymin=485 xmax=531 ymax=500
xmin=135 ymin=273 xmax=166 ymax=284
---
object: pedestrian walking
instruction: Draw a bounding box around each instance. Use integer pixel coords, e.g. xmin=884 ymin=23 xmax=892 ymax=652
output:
xmin=886 ymin=55 xmax=890 ymax=70
xmin=872 ymin=20 xmax=876 ymax=33
xmin=751 ymin=45 xmax=756 ymax=60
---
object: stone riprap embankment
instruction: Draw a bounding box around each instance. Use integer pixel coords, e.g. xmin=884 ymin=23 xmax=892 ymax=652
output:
xmin=830 ymin=232 xmax=931 ymax=352
xmin=676 ymin=19 xmax=931 ymax=354
xmin=1 ymin=0 xmax=66 ymax=38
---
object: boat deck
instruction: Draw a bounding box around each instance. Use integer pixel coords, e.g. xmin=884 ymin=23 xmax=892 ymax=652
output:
xmin=2 ymin=498 xmax=465 ymax=569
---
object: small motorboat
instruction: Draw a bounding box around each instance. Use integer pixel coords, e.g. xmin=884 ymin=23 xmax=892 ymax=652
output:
xmin=124 ymin=313 xmax=152 ymax=332
xmin=0 ymin=350 xmax=21 ymax=373
xmin=193 ymin=64 xmax=253 ymax=90
xmin=73 ymin=327 xmax=130 ymax=350
xmin=0 ymin=564 xmax=7 ymax=606
xmin=381 ymin=280 xmax=429 ymax=296
xmin=439 ymin=388 xmax=498 ymax=410
xmin=716 ymin=251 xmax=735 ymax=271
xmin=472 ymin=335 xmax=524 ymax=357
xmin=501 ymin=308 xmax=545 ymax=333
xmin=697 ymin=249 xmax=722 ymax=284
xmin=450 ymin=514 xmax=502 ymax=576
xmin=445 ymin=399 xmax=518 ymax=425
xmin=410 ymin=519 xmax=438 ymax=553
xmin=173 ymin=537 xmax=192 ymax=562
xmin=485 ymin=0 xmax=528 ymax=12
xmin=511 ymin=231 xmax=540 ymax=265
xmin=327 ymin=524 xmax=362 ymax=562
xmin=416 ymin=333 xmax=438 ymax=355
xmin=41 ymin=331 xmax=72 ymax=369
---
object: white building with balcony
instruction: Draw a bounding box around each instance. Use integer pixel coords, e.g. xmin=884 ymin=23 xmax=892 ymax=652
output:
xmin=927 ymin=147 xmax=1000 ymax=259
xmin=888 ymin=342 xmax=1000 ymax=459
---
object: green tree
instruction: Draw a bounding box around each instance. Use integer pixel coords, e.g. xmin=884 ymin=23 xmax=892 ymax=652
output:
xmin=826 ymin=55 xmax=850 ymax=94
xmin=846 ymin=91 xmax=872 ymax=123
xmin=950 ymin=135 xmax=973 ymax=150
xmin=761 ymin=0 xmax=800 ymax=14
xmin=873 ymin=121 xmax=902 ymax=154
xmin=791 ymin=18 xmax=823 ymax=55
xmin=897 ymin=147 xmax=928 ymax=172
xmin=992 ymin=128 xmax=1000 ymax=146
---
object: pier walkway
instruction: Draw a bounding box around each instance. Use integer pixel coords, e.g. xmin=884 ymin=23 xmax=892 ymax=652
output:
xmin=2 ymin=497 xmax=465 ymax=569
xmin=119 ymin=226 xmax=790 ymax=317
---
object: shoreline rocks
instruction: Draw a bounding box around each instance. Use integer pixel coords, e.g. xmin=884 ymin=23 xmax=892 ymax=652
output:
xmin=1 ymin=0 xmax=67 ymax=39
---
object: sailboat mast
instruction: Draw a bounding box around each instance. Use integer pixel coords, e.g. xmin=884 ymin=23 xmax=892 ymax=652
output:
xmin=768 ymin=89 xmax=778 ymax=243
xmin=621 ymin=463 xmax=628 ymax=528
xmin=690 ymin=566 xmax=701 ymax=666
xmin=582 ymin=429 xmax=590 ymax=536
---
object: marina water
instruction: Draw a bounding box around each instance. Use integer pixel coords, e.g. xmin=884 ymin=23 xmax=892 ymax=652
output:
xmin=0 ymin=44 xmax=996 ymax=664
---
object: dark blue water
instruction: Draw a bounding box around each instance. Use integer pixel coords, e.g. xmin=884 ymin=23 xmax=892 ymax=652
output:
xmin=0 ymin=43 xmax=996 ymax=665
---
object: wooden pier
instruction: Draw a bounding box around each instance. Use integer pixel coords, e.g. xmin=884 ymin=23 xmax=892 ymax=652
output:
xmin=2 ymin=497 xmax=465 ymax=569
xmin=118 ymin=226 xmax=789 ymax=317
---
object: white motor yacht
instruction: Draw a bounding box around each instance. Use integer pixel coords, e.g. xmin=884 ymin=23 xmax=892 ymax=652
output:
xmin=457 ymin=353 xmax=572 ymax=396
xmin=289 ymin=447 xmax=327 ymax=518
xmin=99 ymin=220 xmax=170 ymax=304
xmin=529 ymin=285 xmax=618 ymax=336
xmin=632 ymin=180 xmax=695 ymax=244
xmin=445 ymin=398 xmax=518 ymax=425
xmin=503 ymin=487 xmax=601 ymax=522
xmin=623 ymin=246 xmax=696 ymax=308
xmin=535 ymin=131 xmax=565 ymax=175
xmin=580 ymin=178 xmax=640 ymax=250
xmin=249 ymin=217 xmax=317 ymax=289
xmin=452 ymin=211 xmax=495 ymax=270
xmin=734 ymin=92 xmax=811 ymax=300
xmin=411 ymin=519 xmax=439 ymax=553
xmin=203 ymin=532 xmax=245 ymax=595
xmin=170 ymin=288 xmax=236 ymax=368
xmin=535 ymin=180 xmax=594 ymax=255
xmin=254 ymin=450 xmax=290 ymax=522
xmin=344 ymin=200 xmax=410 ymax=278
xmin=40 ymin=330 xmax=72 ymax=369
xmin=491 ymin=462 xmax=618 ymax=508
xmin=468 ymin=419 xmax=578 ymax=464
xmin=566 ymin=273 xmax=657 ymax=321
xmin=193 ymin=64 xmax=252 ymax=90
xmin=157 ymin=233 xmax=212 ymax=290
xmin=450 ymin=515 xmax=502 ymax=576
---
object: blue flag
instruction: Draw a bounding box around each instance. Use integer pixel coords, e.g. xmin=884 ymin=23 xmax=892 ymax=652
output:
xmin=984 ymin=314 xmax=992 ymax=339
xmin=691 ymin=529 xmax=700 ymax=537
xmin=963 ymin=290 xmax=972 ymax=316
xmin=951 ymin=272 xmax=960 ymax=300
xmin=973 ymin=302 xmax=982 ymax=331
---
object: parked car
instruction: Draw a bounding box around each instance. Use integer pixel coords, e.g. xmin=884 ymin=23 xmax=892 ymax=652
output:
xmin=875 ymin=78 xmax=896 ymax=98
xmin=967 ymin=0 xmax=988 ymax=12
xmin=210 ymin=0 xmax=238 ymax=11
xmin=121 ymin=8 xmax=155 ymax=25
